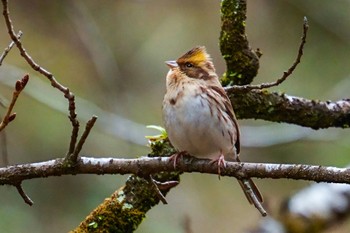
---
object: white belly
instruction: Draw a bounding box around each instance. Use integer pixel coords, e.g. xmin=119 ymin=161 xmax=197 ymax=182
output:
xmin=163 ymin=90 xmax=236 ymax=159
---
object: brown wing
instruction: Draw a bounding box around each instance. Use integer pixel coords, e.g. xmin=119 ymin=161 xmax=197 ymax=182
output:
xmin=209 ymin=85 xmax=240 ymax=155
xmin=209 ymin=85 xmax=263 ymax=204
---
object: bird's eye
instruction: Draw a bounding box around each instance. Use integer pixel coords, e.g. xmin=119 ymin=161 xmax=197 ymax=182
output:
xmin=185 ymin=62 xmax=193 ymax=68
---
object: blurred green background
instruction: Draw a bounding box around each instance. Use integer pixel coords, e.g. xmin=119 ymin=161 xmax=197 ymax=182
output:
xmin=0 ymin=0 xmax=350 ymax=232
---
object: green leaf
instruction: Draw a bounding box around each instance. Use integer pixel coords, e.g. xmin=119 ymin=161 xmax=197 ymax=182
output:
xmin=145 ymin=125 xmax=167 ymax=141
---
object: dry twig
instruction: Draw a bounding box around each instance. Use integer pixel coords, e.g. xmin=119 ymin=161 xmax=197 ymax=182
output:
xmin=147 ymin=175 xmax=168 ymax=204
xmin=0 ymin=31 xmax=22 ymax=65
xmin=15 ymin=182 xmax=33 ymax=206
xmin=226 ymin=17 xmax=309 ymax=92
xmin=0 ymin=74 xmax=29 ymax=132
xmin=0 ymin=29 xmax=22 ymax=165
xmin=66 ymin=115 xmax=98 ymax=163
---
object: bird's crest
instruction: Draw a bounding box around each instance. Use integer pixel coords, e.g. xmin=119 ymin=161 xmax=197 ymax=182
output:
xmin=177 ymin=46 xmax=211 ymax=65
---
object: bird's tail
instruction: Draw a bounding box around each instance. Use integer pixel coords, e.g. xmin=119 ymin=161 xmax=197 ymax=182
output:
xmin=237 ymin=178 xmax=263 ymax=204
xmin=235 ymin=156 xmax=263 ymax=203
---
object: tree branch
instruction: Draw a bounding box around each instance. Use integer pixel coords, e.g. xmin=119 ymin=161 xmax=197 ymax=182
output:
xmin=227 ymin=89 xmax=350 ymax=129
xmin=65 ymin=115 xmax=98 ymax=164
xmin=1 ymin=156 xmax=349 ymax=185
xmin=71 ymin=173 xmax=179 ymax=232
xmin=0 ymin=74 xmax=29 ymax=132
xmin=0 ymin=0 xmax=349 ymax=232
xmin=220 ymin=0 xmax=260 ymax=86
xmin=0 ymin=31 xmax=22 ymax=65
xmin=15 ymin=182 xmax=33 ymax=206
xmin=230 ymin=16 xmax=309 ymax=91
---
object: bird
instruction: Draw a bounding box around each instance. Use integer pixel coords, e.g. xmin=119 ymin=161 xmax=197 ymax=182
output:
xmin=162 ymin=46 xmax=264 ymax=212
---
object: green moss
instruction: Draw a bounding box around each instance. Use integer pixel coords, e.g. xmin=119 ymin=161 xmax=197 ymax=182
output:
xmin=71 ymin=128 xmax=181 ymax=232
xmin=220 ymin=0 xmax=259 ymax=86
xmin=148 ymin=138 xmax=177 ymax=158
xmin=72 ymin=183 xmax=148 ymax=233
xmin=84 ymin=202 xmax=145 ymax=233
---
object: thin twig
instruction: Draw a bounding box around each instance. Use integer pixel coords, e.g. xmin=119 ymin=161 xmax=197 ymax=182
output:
xmin=0 ymin=74 xmax=29 ymax=132
xmin=0 ymin=31 xmax=22 ymax=65
xmin=147 ymin=175 xmax=168 ymax=204
xmin=67 ymin=116 xmax=98 ymax=163
xmin=15 ymin=182 xmax=34 ymax=206
xmin=68 ymin=112 xmax=79 ymax=156
xmin=1 ymin=0 xmax=80 ymax=154
xmin=152 ymin=179 xmax=179 ymax=191
xmin=226 ymin=17 xmax=309 ymax=92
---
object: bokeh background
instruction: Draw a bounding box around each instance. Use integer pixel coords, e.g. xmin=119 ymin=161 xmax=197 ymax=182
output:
xmin=0 ymin=0 xmax=350 ymax=232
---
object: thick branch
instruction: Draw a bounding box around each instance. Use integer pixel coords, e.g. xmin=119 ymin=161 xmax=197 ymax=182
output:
xmin=1 ymin=156 xmax=350 ymax=185
xmin=72 ymin=174 xmax=179 ymax=233
xmin=220 ymin=0 xmax=260 ymax=86
xmin=227 ymin=89 xmax=350 ymax=129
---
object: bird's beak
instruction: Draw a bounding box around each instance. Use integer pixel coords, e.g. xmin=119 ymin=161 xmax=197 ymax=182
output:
xmin=165 ymin=60 xmax=178 ymax=69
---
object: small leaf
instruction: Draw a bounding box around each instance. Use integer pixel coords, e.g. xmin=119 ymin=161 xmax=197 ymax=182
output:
xmin=146 ymin=125 xmax=167 ymax=135
xmin=145 ymin=125 xmax=167 ymax=141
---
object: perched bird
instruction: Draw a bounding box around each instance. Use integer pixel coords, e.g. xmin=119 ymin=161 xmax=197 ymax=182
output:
xmin=162 ymin=46 xmax=264 ymax=211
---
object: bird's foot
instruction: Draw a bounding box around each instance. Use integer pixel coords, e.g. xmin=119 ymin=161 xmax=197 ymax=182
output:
xmin=169 ymin=151 xmax=189 ymax=169
xmin=209 ymin=152 xmax=226 ymax=179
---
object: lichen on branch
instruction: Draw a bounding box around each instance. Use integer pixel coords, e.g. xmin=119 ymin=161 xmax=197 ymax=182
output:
xmin=228 ymin=88 xmax=350 ymax=129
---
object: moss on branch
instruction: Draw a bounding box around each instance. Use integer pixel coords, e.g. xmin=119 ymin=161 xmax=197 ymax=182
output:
xmin=71 ymin=139 xmax=180 ymax=232
xmin=220 ymin=0 xmax=260 ymax=86
xmin=228 ymin=89 xmax=350 ymax=129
